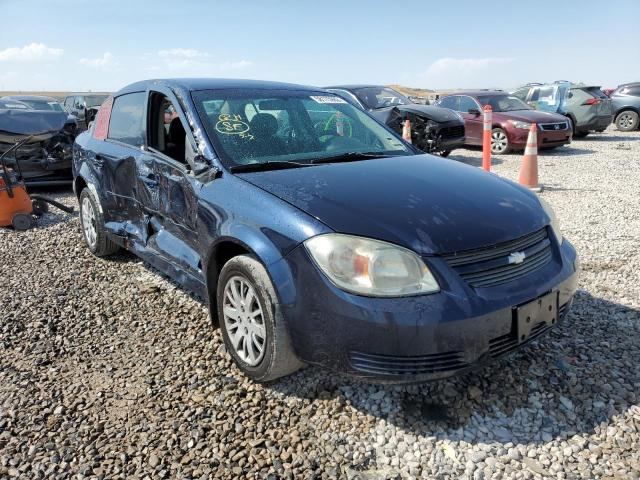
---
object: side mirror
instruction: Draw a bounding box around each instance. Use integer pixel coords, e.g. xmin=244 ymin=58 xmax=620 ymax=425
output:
xmin=468 ymin=108 xmax=481 ymax=116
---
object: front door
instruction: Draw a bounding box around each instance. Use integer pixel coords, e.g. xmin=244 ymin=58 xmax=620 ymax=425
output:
xmin=144 ymin=89 xmax=202 ymax=278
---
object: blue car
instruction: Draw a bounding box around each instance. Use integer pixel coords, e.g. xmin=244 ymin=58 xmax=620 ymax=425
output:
xmin=73 ymin=79 xmax=579 ymax=383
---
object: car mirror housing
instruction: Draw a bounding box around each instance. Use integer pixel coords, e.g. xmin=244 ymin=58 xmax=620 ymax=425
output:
xmin=468 ymin=108 xmax=481 ymax=116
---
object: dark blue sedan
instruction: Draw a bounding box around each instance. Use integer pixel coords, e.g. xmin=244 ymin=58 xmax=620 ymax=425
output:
xmin=72 ymin=78 xmax=579 ymax=383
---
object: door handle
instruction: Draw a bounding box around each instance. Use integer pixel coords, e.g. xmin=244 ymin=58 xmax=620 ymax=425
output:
xmin=140 ymin=173 xmax=158 ymax=188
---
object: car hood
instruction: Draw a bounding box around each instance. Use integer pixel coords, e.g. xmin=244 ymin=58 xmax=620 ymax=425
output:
xmin=0 ymin=109 xmax=67 ymax=143
xmin=372 ymin=104 xmax=462 ymax=123
xmin=495 ymin=109 xmax=567 ymax=123
xmin=237 ymin=155 xmax=548 ymax=255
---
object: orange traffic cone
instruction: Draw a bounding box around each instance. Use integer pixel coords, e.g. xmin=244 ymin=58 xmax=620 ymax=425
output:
xmin=402 ymin=119 xmax=412 ymax=143
xmin=519 ymin=123 xmax=542 ymax=192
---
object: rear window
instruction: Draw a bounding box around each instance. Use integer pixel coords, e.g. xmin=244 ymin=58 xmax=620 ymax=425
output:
xmin=585 ymin=87 xmax=608 ymax=99
xmin=107 ymin=92 xmax=146 ymax=147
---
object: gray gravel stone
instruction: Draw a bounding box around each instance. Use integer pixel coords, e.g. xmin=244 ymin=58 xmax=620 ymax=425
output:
xmin=1 ymin=127 xmax=639 ymax=478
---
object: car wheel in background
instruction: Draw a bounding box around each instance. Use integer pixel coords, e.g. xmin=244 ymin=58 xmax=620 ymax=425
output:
xmin=217 ymin=254 xmax=303 ymax=382
xmin=439 ymin=150 xmax=451 ymax=158
xmin=615 ymin=110 xmax=639 ymax=132
xmin=79 ymin=188 xmax=120 ymax=257
xmin=491 ymin=128 xmax=510 ymax=154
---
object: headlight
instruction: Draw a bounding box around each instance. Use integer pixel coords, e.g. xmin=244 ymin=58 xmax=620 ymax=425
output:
xmin=304 ymin=234 xmax=440 ymax=297
xmin=509 ymin=120 xmax=532 ymax=130
xmin=538 ymin=197 xmax=563 ymax=244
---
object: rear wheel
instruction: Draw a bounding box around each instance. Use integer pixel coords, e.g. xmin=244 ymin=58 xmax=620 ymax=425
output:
xmin=615 ymin=110 xmax=639 ymax=132
xmin=79 ymin=188 xmax=119 ymax=257
xmin=491 ymin=128 xmax=510 ymax=154
xmin=12 ymin=213 xmax=33 ymax=231
xmin=217 ymin=254 xmax=303 ymax=382
xmin=439 ymin=150 xmax=452 ymax=158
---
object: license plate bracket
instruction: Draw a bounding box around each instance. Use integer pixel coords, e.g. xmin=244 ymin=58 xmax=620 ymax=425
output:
xmin=516 ymin=291 xmax=558 ymax=342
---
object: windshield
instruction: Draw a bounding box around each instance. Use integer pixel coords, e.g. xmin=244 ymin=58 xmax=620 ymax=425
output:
xmin=352 ymin=87 xmax=412 ymax=109
xmin=20 ymin=99 xmax=64 ymax=111
xmin=85 ymin=95 xmax=108 ymax=107
xmin=477 ymin=95 xmax=532 ymax=112
xmin=192 ymin=89 xmax=412 ymax=169
xmin=0 ymin=99 xmax=31 ymax=110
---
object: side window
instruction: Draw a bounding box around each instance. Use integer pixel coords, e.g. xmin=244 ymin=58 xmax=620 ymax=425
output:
xmin=108 ymin=92 xmax=146 ymax=147
xmin=438 ymin=96 xmax=458 ymax=110
xmin=148 ymin=93 xmax=190 ymax=165
xmin=74 ymin=96 xmax=84 ymax=109
xmin=628 ymin=86 xmax=640 ymax=97
xmin=529 ymin=88 xmax=540 ymax=102
xmin=458 ymin=96 xmax=478 ymax=113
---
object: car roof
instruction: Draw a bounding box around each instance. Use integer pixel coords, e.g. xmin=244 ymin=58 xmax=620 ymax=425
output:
xmin=115 ymin=78 xmax=322 ymax=96
xmin=442 ymin=90 xmax=507 ymax=97
xmin=1 ymin=95 xmax=59 ymax=102
xmin=324 ymin=85 xmax=390 ymax=91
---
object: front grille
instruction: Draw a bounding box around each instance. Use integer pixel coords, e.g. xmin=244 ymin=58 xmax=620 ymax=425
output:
xmin=488 ymin=321 xmax=552 ymax=358
xmin=439 ymin=125 xmax=465 ymax=139
xmin=349 ymin=350 xmax=469 ymax=376
xmin=442 ymin=228 xmax=552 ymax=288
xmin=558 ymin=301 xmax=570 ymax=319
xmin=539 ymin=122 xmax=568 ymax=131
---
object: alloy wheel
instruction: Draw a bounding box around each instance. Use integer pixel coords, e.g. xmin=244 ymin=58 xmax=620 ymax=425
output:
xmin=81 ymin=196 xmax=97 ymax=248
xmin=491 ymin=130 xmax=508 ymax=154
xmin=222 ymin=275 xmax=267 ymax=366
xmin=618 ymin=113 xmax=636 ymax=130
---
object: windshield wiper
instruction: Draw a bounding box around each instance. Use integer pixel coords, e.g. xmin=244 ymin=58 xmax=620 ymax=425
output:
xmin=310 ymin=152 xmax=394 ymax=165
xmin=229 ymin=161 xmax=313 ymax=173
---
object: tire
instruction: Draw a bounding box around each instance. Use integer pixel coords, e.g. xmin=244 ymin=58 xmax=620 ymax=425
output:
xmin=217 ymin=254 xmax=303 ymax=382
xmin=615 ymin=110 xmax=639 ymax=132
xmin=79 ymin=188 xmax=119 ymax=257
xmin=439 ymin=150 xmax=452 ymax=158
xmin=491 ymin=128 xmax=510 ymax=154
xmin=12 ymin=213 xmax=33 ymax=231
xmin=573 ymin=131 xmax=589 ymax=139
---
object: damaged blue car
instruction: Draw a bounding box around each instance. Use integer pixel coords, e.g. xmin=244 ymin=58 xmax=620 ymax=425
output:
xmin=73 ymin=79 xmax=579 ymax=383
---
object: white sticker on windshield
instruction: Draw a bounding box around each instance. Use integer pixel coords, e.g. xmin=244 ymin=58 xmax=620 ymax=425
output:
xmin=310 ymin=95 xmax=347 ymax=104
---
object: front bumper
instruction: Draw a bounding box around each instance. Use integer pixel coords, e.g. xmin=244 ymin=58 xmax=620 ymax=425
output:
xmin=277 ymin=238 xmax=578 ymax=383
xmin=509 ymin=127 xmax=572 ymax=150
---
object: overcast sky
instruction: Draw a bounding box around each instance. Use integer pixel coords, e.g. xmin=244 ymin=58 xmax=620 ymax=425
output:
xmin=1 ymin=0 xmax=639 ymax=92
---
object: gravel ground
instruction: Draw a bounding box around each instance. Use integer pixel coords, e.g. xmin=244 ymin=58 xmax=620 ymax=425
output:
xmin=1 ymin=127 xmax=639 ymax=479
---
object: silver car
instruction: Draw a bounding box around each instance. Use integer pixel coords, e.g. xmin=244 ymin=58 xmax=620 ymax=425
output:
xmin=511 ymin=82 xmax=613 ymax=138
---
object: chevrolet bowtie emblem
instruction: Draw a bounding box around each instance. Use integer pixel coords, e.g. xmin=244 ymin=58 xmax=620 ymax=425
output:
xmin=508 ymin=251 xmax=526 ymax=264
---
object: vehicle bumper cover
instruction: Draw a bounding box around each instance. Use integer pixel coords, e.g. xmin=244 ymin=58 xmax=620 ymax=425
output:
xmin=276 ymin=238 xmax=578 ymax=383
xmin=509 ymin=128 xmax=571 ymax=149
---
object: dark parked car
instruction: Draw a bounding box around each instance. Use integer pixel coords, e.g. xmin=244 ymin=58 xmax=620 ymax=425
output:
xmin=511 ymin=82 xmax=613 ymax=137
xmin=73 ymin=78 xmax=578 ymax=383
xmin=0 ymin=98 xmax=77 ymax=185
xmin=609 ymin=82 xmax=640 ymax=131
xmin=436 ymin=91 xmax=572 ymax=154
xmin=1 ymin=95 xmax=66 ymax=112
xmin=325 ymin=85 xmax=465 ymax=156
xmin=63 ymin=93 xmax=109 ymax=131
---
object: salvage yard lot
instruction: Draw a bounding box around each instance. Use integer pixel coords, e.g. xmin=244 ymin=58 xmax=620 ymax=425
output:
xmin=1 ymin=128 xmax=639 ymax=479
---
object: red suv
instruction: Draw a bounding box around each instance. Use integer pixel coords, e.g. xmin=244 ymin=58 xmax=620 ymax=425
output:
xmin=436 ymin=91 xmax=572 ymax=154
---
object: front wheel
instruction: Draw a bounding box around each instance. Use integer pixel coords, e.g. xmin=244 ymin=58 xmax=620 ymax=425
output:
xmin=616 ymin=110 xmax=639 ymax=132
xmin=491 ymin=128 xmax=510 ymax=154
xmin=217 ymin=254 xmax=303 ymax=382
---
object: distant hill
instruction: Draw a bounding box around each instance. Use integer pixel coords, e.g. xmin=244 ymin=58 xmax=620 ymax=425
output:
xmin=386 ymin=84 xmax=434 ymax=98
xmin=0 ymin=91 xmax=111 ymax=101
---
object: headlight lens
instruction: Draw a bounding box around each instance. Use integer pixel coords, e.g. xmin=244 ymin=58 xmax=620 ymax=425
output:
xmin=304 ymin=234 xmax=440 ymax=297
xmin=509 ymin=120 xmax=532 ymax=130
xmin=538 ymin=197 xmax=563 ymax=244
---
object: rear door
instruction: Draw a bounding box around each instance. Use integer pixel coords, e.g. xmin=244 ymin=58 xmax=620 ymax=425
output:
xmin=98 ymin=91 xmax=158 ymax=241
